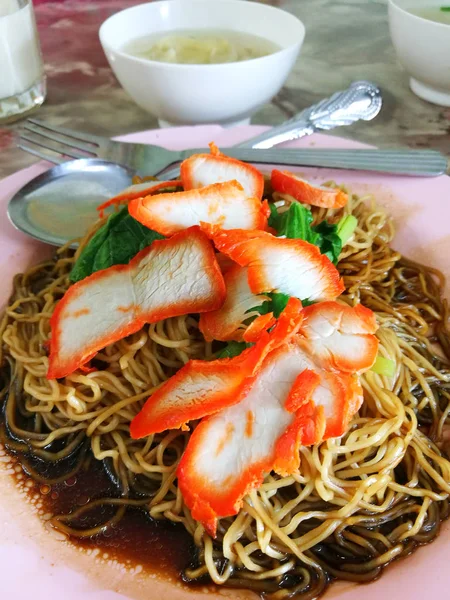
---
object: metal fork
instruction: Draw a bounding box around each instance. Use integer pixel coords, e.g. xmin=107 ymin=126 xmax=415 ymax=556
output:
xmin=19 ymin=81 xmax=384 ymax=174
xmin=17 ymin=118 xmax=448 ymax=177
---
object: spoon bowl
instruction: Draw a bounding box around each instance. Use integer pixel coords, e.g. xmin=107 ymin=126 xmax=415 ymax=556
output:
xmin=7 ymin=159 xmax=134 ymax=247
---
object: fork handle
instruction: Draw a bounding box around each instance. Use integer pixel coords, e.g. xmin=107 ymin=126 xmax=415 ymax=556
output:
xmin=183 ymin=148 xmax=447 ymax=176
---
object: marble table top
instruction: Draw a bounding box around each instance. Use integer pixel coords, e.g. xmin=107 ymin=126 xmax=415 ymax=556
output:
xmin=1 ymin=0 xmax=449 ymax=179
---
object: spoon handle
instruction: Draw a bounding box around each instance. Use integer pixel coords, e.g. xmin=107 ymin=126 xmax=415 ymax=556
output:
xmin=236 ymin=80 xmax=382 ymax=149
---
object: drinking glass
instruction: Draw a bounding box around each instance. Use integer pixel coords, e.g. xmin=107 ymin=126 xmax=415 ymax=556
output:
xmin=0 ymin=0 xmax=46 ymax=124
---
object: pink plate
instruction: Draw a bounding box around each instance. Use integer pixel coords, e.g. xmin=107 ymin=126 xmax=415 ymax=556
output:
xmin=1 ymin=125 xmax=449 ymax=600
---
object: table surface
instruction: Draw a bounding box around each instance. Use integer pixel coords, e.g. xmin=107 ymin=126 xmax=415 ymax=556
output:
xmin=1 ymin=0 xmax=449 ymax=179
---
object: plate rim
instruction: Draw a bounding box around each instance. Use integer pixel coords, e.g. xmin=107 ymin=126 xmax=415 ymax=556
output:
xmin=1 ymin=124 xmax=449 ymax=600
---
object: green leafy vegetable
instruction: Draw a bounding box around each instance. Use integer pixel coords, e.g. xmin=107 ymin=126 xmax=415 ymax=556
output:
xmin=371 ymin=355 xmax=396 ymax=377
xmin=269 ymin=292 xmax=291 ymax=317
xmin=270 ymin=202 xmax=344 ymax=264
xmin=269 ymin=201 xmax=321 ymax=245
xmin=440 ymin=6 xmax=450 ymax=12
xmin=215 ymin=341 xmax=250 ymax=359
xmin=270 ymin=202 xmax=358 ymax=264
xmin=70 ymin=208 xmax=164 ymax=283
xmin=313 ymin=220 xmax=342 ymax=264
xmin=268 ymin=202 xmax=279 ymax=228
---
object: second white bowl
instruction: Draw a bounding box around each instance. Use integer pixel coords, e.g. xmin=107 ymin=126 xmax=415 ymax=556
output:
xmin=99 ymin=0 xmax=305 ymax=127
xmin=389 ymin=0 xmax=450 ymax=106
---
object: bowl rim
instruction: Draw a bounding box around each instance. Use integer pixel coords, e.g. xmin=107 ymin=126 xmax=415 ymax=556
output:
xmin=99 ymin=0 xmax=305 ymax=70
xmin=388 ymin=0 xmax=450 ymax=30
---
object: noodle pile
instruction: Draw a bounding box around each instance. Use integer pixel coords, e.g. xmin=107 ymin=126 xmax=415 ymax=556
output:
xmin=1 ymin=187 xmax=450 ymax=599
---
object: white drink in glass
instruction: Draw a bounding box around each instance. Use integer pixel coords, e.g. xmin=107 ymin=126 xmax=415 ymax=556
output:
xmin=0 ymin=0 xmax=46 ymax=123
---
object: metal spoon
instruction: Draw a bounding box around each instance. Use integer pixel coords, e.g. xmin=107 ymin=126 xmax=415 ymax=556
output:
xmin=7 ymin=159 xmax=135 ymax=247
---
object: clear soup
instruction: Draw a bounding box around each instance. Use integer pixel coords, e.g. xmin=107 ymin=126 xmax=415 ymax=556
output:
xmin=122 ymin=29 xmax=280 ymax=65
xmin=408 ymin=6 xmax=450 ymax=24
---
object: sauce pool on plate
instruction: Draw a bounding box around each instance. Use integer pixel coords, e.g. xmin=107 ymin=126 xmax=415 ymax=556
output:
xmin=122 ymin=29 xmax=281 ymax=64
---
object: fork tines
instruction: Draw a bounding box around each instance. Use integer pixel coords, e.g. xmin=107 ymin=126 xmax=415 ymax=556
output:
xmin=18 ymin=118 xmax=101 ymax=163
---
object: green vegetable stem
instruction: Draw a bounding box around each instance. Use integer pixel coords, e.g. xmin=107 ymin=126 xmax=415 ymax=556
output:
xmin=371 ymin=355 xmax=396 ymax=377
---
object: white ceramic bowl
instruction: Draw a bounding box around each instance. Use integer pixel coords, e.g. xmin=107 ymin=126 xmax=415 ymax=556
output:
xmin=388 ymin=0 xmax=450 ymax=106
xmin=99 ymin=0 xmax=304 ymax=127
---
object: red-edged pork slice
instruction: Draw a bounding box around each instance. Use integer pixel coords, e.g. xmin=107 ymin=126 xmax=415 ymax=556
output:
xmin=130 ymin=298 xmax=304 ymax=439
xmin=181 ymin=145 xmax=264 ymax=200
xmin=128 ymin=181 xmax=269 ymax=237
xmin=177 ymin=340 xmax=361 ymax=536
xmin=299 ymin=302 xmax=378 ymax=373
xmin=207 ymin=228 xmax=344 ymax=301
xmin=276 ymin=369 xmax=325 ymax=471
xmin=243 ymin=312 xmax=276 ymax=343
xmin=130 ymin=358 xmax=253 ymax=439
xmin=199 ymin=264 xmax=269 ymax=342
xmin=271 ymin=170 xmax=348 ymax=209
xmin=303 ymin=366 xmax=362 ymax=442
xmin=47 ymin=227 xmax=225 ymax=379
xmin=97 ymin=180 xmax=182 ymax=214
